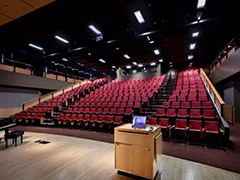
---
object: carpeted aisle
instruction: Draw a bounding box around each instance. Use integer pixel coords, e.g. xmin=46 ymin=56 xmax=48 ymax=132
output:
xmin=11 ymin=124 xmax=240 ymax=174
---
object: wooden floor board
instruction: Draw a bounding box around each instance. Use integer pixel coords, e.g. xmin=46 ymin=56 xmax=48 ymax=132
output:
xmin=0 ymin=132 xmax=239 ymax=180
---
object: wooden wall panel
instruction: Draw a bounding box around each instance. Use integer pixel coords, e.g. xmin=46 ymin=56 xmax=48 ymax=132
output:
xmin=0 ymin=13 xmax=12 ymax=26
xmin=21 ymin=0 xmax=55 ymax=9
xmin=46 ymin=73 xmax=57 ymax=80
xmin=57 ymin=75 xmax=65 ymax=81
xmin=0 ymin=107 xmax=21 ymax=118
xmin=0 ymin=64 xmax=13 ymax=72
xmin=15 ymin=67 xmax=31 ymax=75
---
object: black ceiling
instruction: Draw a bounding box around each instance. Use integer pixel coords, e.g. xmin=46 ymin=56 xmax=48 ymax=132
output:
xmin=0 ymin=0 xmax=239 ymax=76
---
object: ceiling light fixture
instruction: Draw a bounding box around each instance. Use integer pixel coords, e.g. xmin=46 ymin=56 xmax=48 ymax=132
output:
xmin=149 ymin=41 xmax=154 ymax=44
xmin=190 ymin=43 xmax=196 ymax=50
xmin=132 ymin=62 xmax=138 ymax=65
xmin=116 ymin=47 xmax=120 ymax=50
xmin=169 ymin=62 xmax=173 ymax=64
xmin=147 ymin=36 xmax=150 ymax=41
xmin=126 ymin=65 xmax=132 ymax=69
xmin=134 ymin=10 xmax=145 ymax=24
xmin=55 ymin=35 xmax=69 ymax=44
xmin=159 ymin=59 xmax=163 ymax=63
xmin=150 ymin=62 xmax=156 ymax=66
xmin=188 ymin=55 xmax=194 ymax=60
xmin=138 ymin=64 xmax=143 ymax=67
xmin=123 ymin=54 xmax=130 ymax=59
xmin=99 ymin=59 xmax=106 ymax=63
xmin=62 ymin=58 xmax=68 ymax=62
xmin=154 ymin=49 xmax=160 ymax=55
xmin=88 ymin=25 xmax=102 ymax=35
xmin=28 ymin=43 xmax=43 ymax=50
xmin=112 ymin=66 xmax=116 ymax=68
xmin=192 ymin=32 xmax=199 ymax=37
xmin=197 ymin=0 xmax=206 ymax=9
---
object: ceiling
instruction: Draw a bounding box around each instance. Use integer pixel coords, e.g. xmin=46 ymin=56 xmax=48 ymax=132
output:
xmin=0 ymin=0 xmax=239 ymax=77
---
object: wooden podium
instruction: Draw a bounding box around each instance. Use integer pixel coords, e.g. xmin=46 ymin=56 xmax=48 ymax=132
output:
xmin=114 ymin=123 xmax=162 ymax=179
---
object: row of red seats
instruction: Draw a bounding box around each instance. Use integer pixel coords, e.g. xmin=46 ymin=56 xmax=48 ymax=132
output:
xmin=148 ymin=117 xmax=219 ymax=139
xmin=162 ymin=101 xmax=213 ymax=109
xmin=66 ymin=107 xmax=133 ymax=115
xmin=74 ymin=101 xmax=142 ymax=108
xmin=37 ymin=102 xmax=62 ymax=107
xmin=27 ymin=107 xmax=54 ymax=113
xmin=87 ymin=92 xmax=154 ymax=97
xmin=156 ymin=108 xmax=216 ymax=120
xmin=57 ymin=114 xmax=123 ymax=126
xmin=14 ymin=112 xmax=44 ymax=123
xmin=79 ymin=97 xmax=149 ymax=103
xmin=172 ymin=89 xmax=207 ymax=96
xmin=169 ymin=94 xmax=208 ymax=101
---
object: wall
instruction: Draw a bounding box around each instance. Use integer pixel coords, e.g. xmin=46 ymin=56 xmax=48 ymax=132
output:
xmin=234 ymin=81 xmax=240 ymax=124
xmin=0 ymin=69 xmax=72 ymax=90
xmin=209 ymin=48 xmax=240 ymax=84
xmin=117 ymin=64 xmax=161 ymax=80
xmin=0 ymin=87 xmax=39 ymax=108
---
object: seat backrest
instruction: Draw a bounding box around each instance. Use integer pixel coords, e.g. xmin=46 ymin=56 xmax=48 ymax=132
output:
xmin=163 ymin=102 xmax=171 ymax=108
xmin=84 ymin=114 xmax=90 ymax=119
xmin=203 ymin=109 xmax=215 ymax=119
xmin=178 ymin=109 xmax=188 ymax=116
xmin=98 ymin=115 xmax=105 ymax=121
xmin=77 ymin=114 xmax=83 ymax=119
xmin=181 ymin=101 xmax=190 ymax=108
xmin=202 ymin=101 xmax=213 ymax=109
xmin=172 ymin=102 xmax=180 ymax=108
xmin=178 ymin=95 xmax=186 ymax=101
xmin=147 ymin=117 xmax=157 ymax=125
xmin=205 ymin=121 xmax=219 ymax=133
xmin=106 ymin=116 xmax=114 ymax=122
xmin=114 ymin=116 xmax=123 ymax=123
xmin=191 ymin=101 xmax=201 ymax=108
xmin=166 ymin=109 xmax=176 ymax=116
xmin=175 ymin=119 xmax=187 ymax=129
xmin=159 ymin=118 xmax=169 ymax=127
xmin=199 ymin=95 xmax=208 ymax=101
xmin=91 ymin=114 xmax=98 ymax=120
xmin=190 ymin=109 xmax=201 ymax=117
xmin=189 ymin=120 xmax=202 ymax=131
xmin=156 ymin=109 xmax=165 ymax=115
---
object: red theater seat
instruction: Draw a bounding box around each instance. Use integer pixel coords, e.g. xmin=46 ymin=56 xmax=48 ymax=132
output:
xmin=114 ymin=116 xmax=123 ymax=125
xmin=175 ymin=119 xmax=187 ymax=130
xmin=202 ymin=101 xmax=213 ymax=109
xmin=190 ymin=109 xmax=202 ymax=119
xmin=189 ymin=120 xmax=202 ymax=132
xmin=172 ymin=102 xmax=180 ymax=109
xmin=205 ymin=121 xmax=219 ymax=134
xmin=191 ymin=101 xmax=201 ymax=109
xmin=166 ymin=109 xmax=176 ymax=117
xmin=156 ymin=109 xmax=165 ymax=117
xmin=178 ymin=95 xmax=186 ymax=101
xmin=177 ymin=109 xmax=188 ymax=118
xmin=125 ymin=108 xmax=133 ymax=115
xmin=181 ymin=101 xmax=190 ymax=109
xmin=169 ymin=95 xmax=176 ymax=101
xmin=162 ymin=102 xmax=171 ymax=108
xmin=203 ymin=110 xmax=216 ymax=120
xmin=199 ymin=95 xmax=208 ymax=101
xmin=106 ymin=116 xmax=114 ymax=123
xmin=147 ymin=117 xmax=157 ymax=125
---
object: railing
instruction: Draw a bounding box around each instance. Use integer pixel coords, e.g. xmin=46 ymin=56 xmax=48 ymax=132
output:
xmin=0 ymin=58 xmax=89 ymax=82
xmin=22 ymin=80 xmax=91 ymax=111
xmin=208 ymin=39 xmax=238 ymax=74
xmin=200 ymin=68 xmax=225 ymax=116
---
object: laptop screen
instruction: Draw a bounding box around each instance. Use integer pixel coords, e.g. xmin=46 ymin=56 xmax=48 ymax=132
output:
xmin=132 ymin=116 xmax=147 ymax=127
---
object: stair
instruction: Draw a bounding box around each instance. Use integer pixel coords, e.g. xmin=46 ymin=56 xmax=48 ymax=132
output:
xmin=139 ymin=74 xmax=177 ymax=116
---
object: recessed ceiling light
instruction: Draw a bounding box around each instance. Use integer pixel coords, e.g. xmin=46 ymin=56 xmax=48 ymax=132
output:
xmin=88 ymin=53 xmax=91 ymax=55
xmin=132 ymin=62 xmax=138 ymax=65
xmin=62 ymin=58 xmax=68 ymax=62
xmin=112 ymin=66 xmax=116 ymax=68
xmin=170 ymin=65 xmax=173 ymax=67
xmin=159 ymin=59 xmax=163 ymax=63
xmin=169 ymin=62 xmax=173 ymax=64
xmin=92 ymin=68 xmax=97 ymax=71
xmin=78 ymin=63 xmax=84 ymax=66
xmin=123 ymin=54 xmax=130 ymax=59
xmin=28 ymin=43 xmax=43 ymax=50
xmin=190 ymin=43 xmax=196 ymax=50
xmin=88 ymin=25 xmax=102 ymax=35
xmin=134 ymin=10 xmax=145 ymax=24
xmin=106 ymin=40 xmax=116 ymax=44
xmin=197 ymin=0 xmax=206 ymax=9
xmin=147 ymin=36 xmax=150 ymax=41
xmin=138 ymin=64 xmax=143 ymax=67
xmin=192 ymin=32 xmax=199 ymax=37
xmin=149 ymin=41 xmax=154 ymax=44
xmin=116 ymin=47 xmax=120 ymax=50
xmin=188 ymin=55 xmax=194 ymax=60
xmin=99 ymin=59 xmax=106 ymax=63
xmin=55 ymin=35 xmax=69 ymax=44
xmin=190 ymin=63 xmax=193 ymax=65
xmin=154 ymin=49 xmax=160 ymax=55
xmin=126 ymin=65 xmax=132 ymax=69
xmin=150 ymin=62 xmax=156 ymax=66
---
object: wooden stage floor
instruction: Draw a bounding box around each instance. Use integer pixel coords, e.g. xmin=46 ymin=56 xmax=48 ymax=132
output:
xmin=0 ymin=132 xmax=239 ymax=180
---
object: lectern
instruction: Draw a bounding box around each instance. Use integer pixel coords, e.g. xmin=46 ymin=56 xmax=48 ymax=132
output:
xmin=114 ymin=123 xmax=162 ymax=179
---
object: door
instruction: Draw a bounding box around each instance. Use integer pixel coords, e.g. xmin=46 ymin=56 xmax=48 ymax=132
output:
xmin=115 ymin=143 xmax=131 ymax=172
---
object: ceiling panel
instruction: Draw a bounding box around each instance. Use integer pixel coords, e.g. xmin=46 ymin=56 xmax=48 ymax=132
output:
xmin=0 ymin=0 xmax=34 ymax=19
xmin=0 ymin=13 xmax=12 ymax=26
xmin=21 ymin=0 xmax=55 ymax=9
